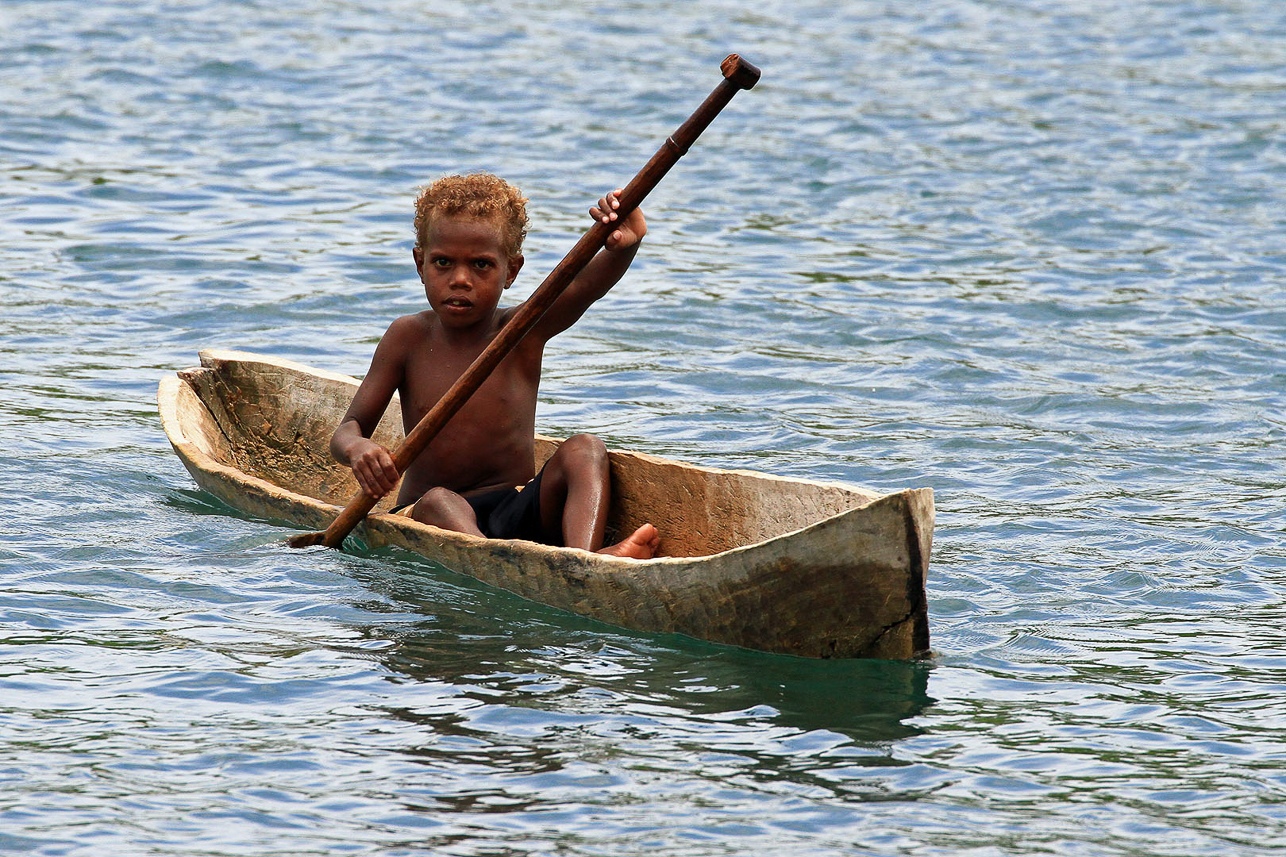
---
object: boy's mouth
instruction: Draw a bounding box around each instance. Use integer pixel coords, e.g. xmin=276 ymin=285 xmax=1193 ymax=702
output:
xmin=442 ymin=297 xmax=472 ymax=309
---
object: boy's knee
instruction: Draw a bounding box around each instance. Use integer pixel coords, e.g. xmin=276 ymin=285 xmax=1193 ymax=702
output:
xmin=563 ymin=433 xmax=608 ymax=466
xmin=409 ymin=487 xmax=484 ymax=536
xmin=411 ymin=486 xmax=462 ymax=520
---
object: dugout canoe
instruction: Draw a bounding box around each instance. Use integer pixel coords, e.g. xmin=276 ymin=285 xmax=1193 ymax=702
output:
xmin=158 ymin=349 xmax=933 ymax=659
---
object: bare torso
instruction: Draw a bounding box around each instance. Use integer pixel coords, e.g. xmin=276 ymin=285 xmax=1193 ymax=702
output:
xmin=392 ymin=306 xmax=543 ymax=504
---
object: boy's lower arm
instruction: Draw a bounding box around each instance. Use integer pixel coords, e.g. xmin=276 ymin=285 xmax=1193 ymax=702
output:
xmin=583 ymin=242 xmax=641 ymax=297
xmin=333 ymin=419 xmax=400 ymax=497
xmin=330 ymin=418 xmax=366 ymax=465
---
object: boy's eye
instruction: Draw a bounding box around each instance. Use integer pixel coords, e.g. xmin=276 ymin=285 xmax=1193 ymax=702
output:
xmin=472 ymin=259 xmax=492 ymax=269
xmin=432 ymin=257 xmax=451 ymax=267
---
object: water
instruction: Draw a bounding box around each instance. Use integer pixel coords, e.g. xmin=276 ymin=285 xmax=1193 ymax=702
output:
xmin=3 ymin=0 xmax=1285 ymax=853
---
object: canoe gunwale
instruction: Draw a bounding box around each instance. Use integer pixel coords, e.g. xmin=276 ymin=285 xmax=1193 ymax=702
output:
xmin=161 ymin=371 xmax=917 ymax=566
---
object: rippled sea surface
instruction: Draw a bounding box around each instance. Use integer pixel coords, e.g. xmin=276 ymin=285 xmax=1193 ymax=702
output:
xmin=4 ymin=1 xmax=1286 ymax=854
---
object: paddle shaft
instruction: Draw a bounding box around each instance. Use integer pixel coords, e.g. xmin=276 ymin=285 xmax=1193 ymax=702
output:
xmin=290 ymin=54 xmax=761 ymax=549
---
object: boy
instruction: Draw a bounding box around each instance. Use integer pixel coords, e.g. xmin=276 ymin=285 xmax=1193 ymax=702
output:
xmin=330 ymin=173 xmax=661 ymax=559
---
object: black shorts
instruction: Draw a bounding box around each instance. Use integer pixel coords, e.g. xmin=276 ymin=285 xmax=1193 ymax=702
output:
xmin=467 ymin=469 xmax=552 ymax=544
xmin=392 ymin=469 xmax=554 ymax=545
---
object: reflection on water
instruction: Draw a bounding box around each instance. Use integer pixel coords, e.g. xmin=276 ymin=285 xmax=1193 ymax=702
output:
xmin=354 ymin=548 xmax=933 ymax=748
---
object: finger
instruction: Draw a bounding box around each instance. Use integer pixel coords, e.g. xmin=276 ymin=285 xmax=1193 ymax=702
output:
xmin=370 ymin=460 xmax=393 ymax=491
xmin=358 ymin=461 xmax=393 ymax=496
xmin=356 ymin=470 xmax=380 ymax=497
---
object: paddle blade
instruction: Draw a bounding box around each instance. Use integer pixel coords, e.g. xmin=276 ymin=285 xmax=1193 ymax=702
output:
xmin=287 ymin=531 xmax=328 ymax=548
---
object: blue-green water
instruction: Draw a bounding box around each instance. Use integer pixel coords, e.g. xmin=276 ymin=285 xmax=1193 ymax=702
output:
xmin=4 ymin=1 xmax=1285 ymax=854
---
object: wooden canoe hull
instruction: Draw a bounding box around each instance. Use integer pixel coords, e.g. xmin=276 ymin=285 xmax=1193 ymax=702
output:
xmin=158 ymin=350 xmax=933 ymax=659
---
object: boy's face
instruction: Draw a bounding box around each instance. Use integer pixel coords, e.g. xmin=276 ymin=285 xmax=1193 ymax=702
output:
xmin=413 ymin=216 xmax=523 ymax=329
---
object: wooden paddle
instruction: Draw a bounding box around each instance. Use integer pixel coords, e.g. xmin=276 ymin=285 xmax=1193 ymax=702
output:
xmin=289 ymin=54 xmax=760 ymax=550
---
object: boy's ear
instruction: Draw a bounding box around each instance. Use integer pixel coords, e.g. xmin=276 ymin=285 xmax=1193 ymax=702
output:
xmin=412 ymin=247 xmax=424 ymax=278
xmin=505 ymin=254 xmax=524 ymax=288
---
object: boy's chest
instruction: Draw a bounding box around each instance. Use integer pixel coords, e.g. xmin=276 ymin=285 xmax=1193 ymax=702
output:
xmin=400 ymin=342 xmax=541 ymax=425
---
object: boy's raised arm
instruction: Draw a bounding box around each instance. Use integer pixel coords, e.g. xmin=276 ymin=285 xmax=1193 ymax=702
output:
xmin=529 ymin=189 xmax=647 ymax=340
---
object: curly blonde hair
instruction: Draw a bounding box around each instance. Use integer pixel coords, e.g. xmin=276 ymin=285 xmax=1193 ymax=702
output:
xmin=413 ymin=173 xmax=529 ymax=258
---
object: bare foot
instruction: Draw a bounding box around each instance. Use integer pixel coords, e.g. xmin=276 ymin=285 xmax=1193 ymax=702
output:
xmin=597 ymin=523 xmax=660 ymax=559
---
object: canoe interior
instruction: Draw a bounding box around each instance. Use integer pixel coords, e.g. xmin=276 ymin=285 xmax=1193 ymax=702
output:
xmin=177 ymin=350 xmax=884 ymax=559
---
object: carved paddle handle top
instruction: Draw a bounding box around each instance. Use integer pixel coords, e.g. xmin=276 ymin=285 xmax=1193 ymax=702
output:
xmin=290 ymin=54 xmax=761 ymax=550
xmin=721 ymin=54 xmax=761 ymax=89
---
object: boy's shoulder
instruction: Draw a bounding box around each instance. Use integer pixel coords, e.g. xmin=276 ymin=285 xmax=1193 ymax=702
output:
xmin=387 ymin=309 xmax=435 ymax=333
xmin=380 ymin=310 xmax=433 ymax=344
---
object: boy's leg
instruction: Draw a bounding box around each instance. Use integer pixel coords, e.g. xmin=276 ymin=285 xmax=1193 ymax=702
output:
xmin=410 ymin=487 xmax=485 ymax=537
xmin=538 ymin=434 xmax=659 ymax=558
xmin=538 ymin=433 xmax=610 ymax=550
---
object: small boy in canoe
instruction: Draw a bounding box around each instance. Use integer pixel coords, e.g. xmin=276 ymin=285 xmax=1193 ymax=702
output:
xmin=330 ymin=173 xmax=661 ymax=559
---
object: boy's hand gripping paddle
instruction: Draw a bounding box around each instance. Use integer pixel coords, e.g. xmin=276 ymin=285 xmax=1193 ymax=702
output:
xmin=289 ymin=54 xmax=760 ymax=549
